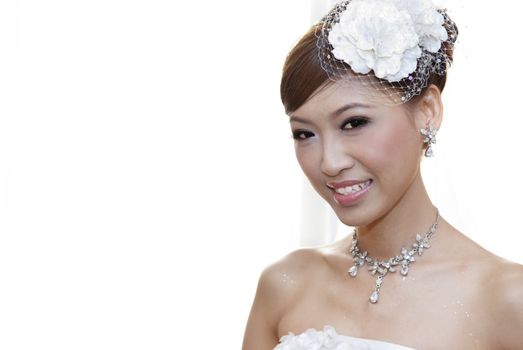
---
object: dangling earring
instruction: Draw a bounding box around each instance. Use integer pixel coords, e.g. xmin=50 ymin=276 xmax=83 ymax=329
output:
xmin=420 ymin=121 xmax=438 ymax=157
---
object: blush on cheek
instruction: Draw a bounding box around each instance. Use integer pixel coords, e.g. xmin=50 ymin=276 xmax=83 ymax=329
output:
xmin=366 ymin=123 xmax=419 ymax=172
xmin=295 ymin=149 xmax=319 ymax=182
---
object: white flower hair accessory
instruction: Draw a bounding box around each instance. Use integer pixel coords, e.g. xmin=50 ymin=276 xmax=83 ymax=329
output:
xmin=316 ymin=0 xmax=458 ymax=103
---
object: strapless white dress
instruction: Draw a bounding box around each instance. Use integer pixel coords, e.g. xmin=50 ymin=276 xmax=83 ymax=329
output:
xmin=274 ymin=325 xmax=415 ymax=350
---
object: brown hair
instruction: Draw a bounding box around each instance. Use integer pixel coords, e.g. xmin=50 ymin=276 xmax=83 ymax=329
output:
xmin=280 ymin=23 xmax=457 ymax=114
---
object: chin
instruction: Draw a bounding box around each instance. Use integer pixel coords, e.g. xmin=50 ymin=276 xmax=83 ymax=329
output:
xmin=329 ymin=203 xmax=374 ymax=227
xmin=336 ymin=212 xmax=371 ymax=228
xmin=329 ymin=192 xmax=394 ymax=228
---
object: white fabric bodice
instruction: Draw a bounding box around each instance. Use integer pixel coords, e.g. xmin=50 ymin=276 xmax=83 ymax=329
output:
xmin=274 ymin=325 xmax=416 ymax=350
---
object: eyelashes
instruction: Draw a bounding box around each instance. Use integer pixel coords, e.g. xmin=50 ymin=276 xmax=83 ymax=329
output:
xmin=342 ymin=117 xmax=369 ymax=130
xmin=291 ymin=130 xmax=314 ymax=141
xmin=291 ymin=117 xmax=370 ymax=141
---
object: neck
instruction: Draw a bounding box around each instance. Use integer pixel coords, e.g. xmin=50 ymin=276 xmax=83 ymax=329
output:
xmin=354 ymin=174 xmax=439 ymax=260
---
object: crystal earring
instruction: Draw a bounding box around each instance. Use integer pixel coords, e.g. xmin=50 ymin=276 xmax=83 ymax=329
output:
xmin=420 ymin=121 xmax=438 ymax=157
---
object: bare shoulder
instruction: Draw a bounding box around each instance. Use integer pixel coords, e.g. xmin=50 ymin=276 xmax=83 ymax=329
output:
xmin=487 ymin=256 xmax=523 ymax=307
xmin=443 ymin=226 xmax=523 ymax=347
xmin=242 ymin=247 xmax=327 ymax=350
xmin=257 ymin=247 xmax=328 ymax=307
xmin=484 ymin=257 xmax=523 ymax=349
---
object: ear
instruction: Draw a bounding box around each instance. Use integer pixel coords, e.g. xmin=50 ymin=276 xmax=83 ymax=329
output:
xmin=412 ymin=84 xmax=443 ymax=131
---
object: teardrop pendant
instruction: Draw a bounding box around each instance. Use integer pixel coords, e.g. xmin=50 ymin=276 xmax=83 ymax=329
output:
xmin=370 ymin=290 xmax=379 ymax=304
xmin=348 ymin=265 xmax=358 ymax=277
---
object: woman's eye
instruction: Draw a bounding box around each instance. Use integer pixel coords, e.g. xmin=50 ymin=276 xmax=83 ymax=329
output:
xmin=291 ymin=118 xmax=368 ymax=140
xmin=292 ymin=130 xmax=314 ymax=140
xmin=342 ymin=117 xmax=369 ymax=129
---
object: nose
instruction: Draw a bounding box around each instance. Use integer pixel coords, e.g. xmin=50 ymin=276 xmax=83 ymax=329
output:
xmin=320 ymin=137 xmax=356 ymax=177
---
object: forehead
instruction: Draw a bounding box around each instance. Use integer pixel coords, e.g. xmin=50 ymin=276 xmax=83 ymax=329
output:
xmin=291 ymin=80 xmax=397 ymax=119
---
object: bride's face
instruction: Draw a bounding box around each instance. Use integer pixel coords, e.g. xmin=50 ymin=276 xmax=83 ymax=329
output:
xmin=289 ymin=82 xmax=425 ymax=226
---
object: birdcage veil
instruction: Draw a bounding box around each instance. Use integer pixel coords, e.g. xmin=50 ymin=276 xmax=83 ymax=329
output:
xmin=315 ymin=0 xmax=458 ymax=104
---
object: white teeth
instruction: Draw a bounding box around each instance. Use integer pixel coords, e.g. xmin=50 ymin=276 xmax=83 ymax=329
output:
xmin=334 ymin=180 xmax=372 ymax=195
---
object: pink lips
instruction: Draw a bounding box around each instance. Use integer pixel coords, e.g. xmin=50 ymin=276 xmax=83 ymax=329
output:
xmin=328 ymin=179 xmax=373 ymax=206
xmin=327 ymin=179 xmax=370 ymax=189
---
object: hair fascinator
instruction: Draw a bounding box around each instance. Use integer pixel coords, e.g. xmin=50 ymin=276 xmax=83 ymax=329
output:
xmin=316 ymin=0 xmax=458 ymax=104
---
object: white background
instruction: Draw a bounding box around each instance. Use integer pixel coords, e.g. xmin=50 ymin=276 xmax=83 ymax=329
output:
xmin=0 ymin=0 xmax=521 ymax=349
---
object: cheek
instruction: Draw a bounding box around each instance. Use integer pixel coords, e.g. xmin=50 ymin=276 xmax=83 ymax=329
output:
xmin=295 ymin=145 xmax=318 ymax=178
xmin=363 ymin=121 xmax=421 ymax=175
xmin=294 ymin=145 xmax=326 ymax=193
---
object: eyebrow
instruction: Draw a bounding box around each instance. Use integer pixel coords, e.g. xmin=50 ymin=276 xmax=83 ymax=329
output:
xmin=289 ymin=102 xmax=372 ymax=124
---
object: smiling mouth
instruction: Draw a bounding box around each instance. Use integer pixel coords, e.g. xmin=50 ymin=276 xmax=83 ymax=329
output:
xmin=332 ymin=179 xmax=373 ymax=195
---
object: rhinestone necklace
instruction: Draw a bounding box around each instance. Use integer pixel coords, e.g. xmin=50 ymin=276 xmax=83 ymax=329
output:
xmin=348 ymin=209 xmax=440 ymax=304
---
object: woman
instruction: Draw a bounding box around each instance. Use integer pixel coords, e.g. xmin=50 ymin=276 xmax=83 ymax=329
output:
xmin=242 ymin=1 xmax=523 ymax=349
